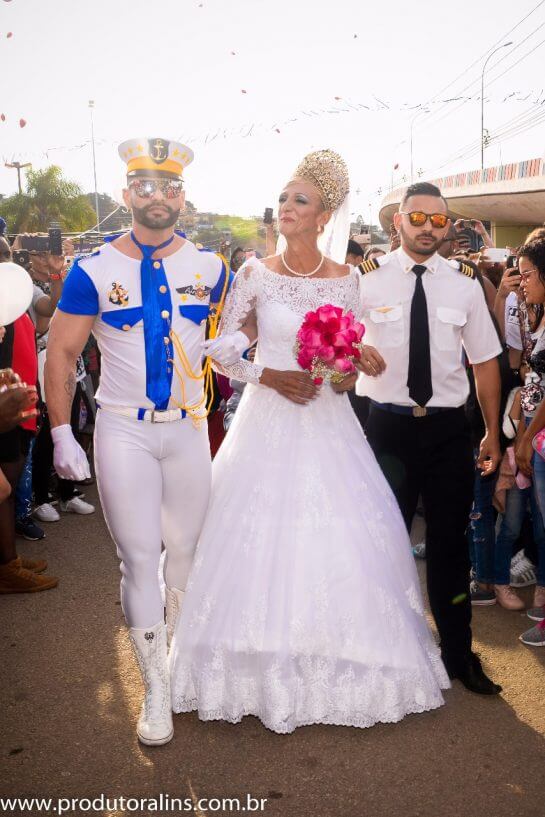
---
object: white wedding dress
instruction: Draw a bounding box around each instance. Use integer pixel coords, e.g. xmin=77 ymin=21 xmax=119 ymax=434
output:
xmin=170 ymin=259 xmax=449 ymax=734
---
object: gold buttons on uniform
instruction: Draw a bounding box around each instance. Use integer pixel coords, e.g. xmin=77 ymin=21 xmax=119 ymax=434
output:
xmin=164 ymin=337 xmax=170 ymax=345
xmin=153 ymin=261 xmax=161 ymax=269
xmin=161 ymin=310 xmax=170 ymax=319
xmin=122 ymin=324 xmax=131 ymax=331
xmin=159 ymin=285 xmax=167 ymax=293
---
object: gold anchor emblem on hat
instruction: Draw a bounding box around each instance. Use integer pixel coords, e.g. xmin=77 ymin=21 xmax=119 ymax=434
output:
xmin=149 ymin=138 xmax=169 ymax=163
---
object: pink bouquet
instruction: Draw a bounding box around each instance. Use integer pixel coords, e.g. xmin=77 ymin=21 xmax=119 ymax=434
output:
xmin=294 ymin=304 xmax=365 ymax=385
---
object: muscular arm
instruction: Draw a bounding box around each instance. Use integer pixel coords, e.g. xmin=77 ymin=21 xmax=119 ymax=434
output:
xmin=44 ymin=311 xmax=96 ymax=428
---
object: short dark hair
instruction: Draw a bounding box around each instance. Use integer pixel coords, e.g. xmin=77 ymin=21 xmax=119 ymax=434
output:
xmin=364 ymin=246 xmax=386 ymax=260
xmin=347 ymin=239 xmax=364 ymax=259
xmin=401 ymin=181 xmax=447 ymax=209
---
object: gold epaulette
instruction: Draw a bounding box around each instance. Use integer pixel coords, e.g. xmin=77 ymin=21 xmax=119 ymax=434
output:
xmin=460 ymin=262 xmax=475 ymax=279
xmin=359 ymin=257 xmax=380 ymax=274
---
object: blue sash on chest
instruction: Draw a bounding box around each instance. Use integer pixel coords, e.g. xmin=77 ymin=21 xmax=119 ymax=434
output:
xmin=130 ymin=231 xmax=175 ymax=411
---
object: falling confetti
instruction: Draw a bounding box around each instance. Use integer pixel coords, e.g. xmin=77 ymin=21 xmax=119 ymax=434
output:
xmin=0 ymin=114 xmax=5 ymax=122
xmin=275 ymin=128 xmax=281 ymax=133
xmin=353 ymin=33 xmax=358 ymax=38
xmin=7 ymin=32 xmax=13 ymax=38
xmin=231 ymin=51 xmax=236 ymax=55
xmin=241 ymin=89 xmax=247 ymax=94
xmin=334 ymin=96 xmax=341 ymax=100
xmin=19 ymin=118 xmax=27 ymax=128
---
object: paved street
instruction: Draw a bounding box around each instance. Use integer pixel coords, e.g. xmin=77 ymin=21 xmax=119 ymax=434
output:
xmin=2 ymin=486 xmax=544 ymax=817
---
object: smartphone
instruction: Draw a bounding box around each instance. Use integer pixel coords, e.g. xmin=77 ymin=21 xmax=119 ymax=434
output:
xmin=263 ymin=207 xmax=273 ymax=225
xmin=21 ymin=235 xmax=49 ymax=252
xmin=12 ymin=249 xmax=30 ymax=267
xmin=506 ymin=254 xmax=518 ymax=270
xmin=48 ymin=225 xmax=63 ymax=255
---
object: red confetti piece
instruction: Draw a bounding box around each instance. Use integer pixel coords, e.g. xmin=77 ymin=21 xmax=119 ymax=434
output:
xmin=7 ymin=32 xmax=13 ymax=38
xmin=334 ymin=96 xmax=341 ymax=100
xmin=393 ymin=163 xmax=399 ymax=169
xmin=0 ymin=114 xmax=5 ymax=122
xmin=275 ymin=128 xmax=280 ymax=133
xmin=19 ymin=118 xmax=27 ymax=128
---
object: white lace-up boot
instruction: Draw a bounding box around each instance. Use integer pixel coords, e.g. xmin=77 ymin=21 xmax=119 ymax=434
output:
xmin=129 ymin=622 xmax=173 ymax=746
xmin=165 ymin=587 xmax=185 ymax=648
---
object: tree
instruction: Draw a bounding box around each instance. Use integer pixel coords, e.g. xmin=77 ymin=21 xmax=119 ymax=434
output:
xmin=0 ymin=165 xmax=96 ymax=233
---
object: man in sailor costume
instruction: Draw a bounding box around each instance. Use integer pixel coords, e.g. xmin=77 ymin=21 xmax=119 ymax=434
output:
xmin=45 ymin=138 xmax=231 ymax=746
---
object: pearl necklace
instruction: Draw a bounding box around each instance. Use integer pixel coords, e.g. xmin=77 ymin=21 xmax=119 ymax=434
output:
xmin=281 ymin=251 xmax=325 ymax=278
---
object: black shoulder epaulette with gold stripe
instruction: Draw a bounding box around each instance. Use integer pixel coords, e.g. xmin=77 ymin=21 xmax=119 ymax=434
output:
xmin=459 ymin=261 xmax=475 ymax=279
xmin=359 ymin=257 xmax=380 ymax=274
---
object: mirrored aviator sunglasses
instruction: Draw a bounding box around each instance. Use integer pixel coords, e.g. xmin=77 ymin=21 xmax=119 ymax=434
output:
xmin=129 ymin=178 xmax=184 ymax=200
xmin=401 ymin=211 xmax=449 ymax=229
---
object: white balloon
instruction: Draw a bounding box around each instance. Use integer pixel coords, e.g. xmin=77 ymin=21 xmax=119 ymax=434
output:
xmin=0 ymin=262 xmax=33 ymax=326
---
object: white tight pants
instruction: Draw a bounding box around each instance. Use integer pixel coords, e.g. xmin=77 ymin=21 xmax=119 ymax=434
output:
xmin=94 ymin=409 xmax=211 ymax=628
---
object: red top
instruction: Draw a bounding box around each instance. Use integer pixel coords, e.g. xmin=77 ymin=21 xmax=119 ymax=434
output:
xmin=11 ymin=314 xmax=38 ymax=432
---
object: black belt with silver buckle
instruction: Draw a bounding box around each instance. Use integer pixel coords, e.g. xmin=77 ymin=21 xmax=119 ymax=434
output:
xmin=369 ymin=400 xmax=456 ymax=418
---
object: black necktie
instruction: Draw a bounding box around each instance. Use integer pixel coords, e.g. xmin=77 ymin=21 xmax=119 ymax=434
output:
xmin=407 ymin=264 xmax=433 ymax=406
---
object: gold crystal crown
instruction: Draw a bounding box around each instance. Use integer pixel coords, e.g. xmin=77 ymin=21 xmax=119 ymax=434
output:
xmin=292 ymin=149 xmax=350 ymax=211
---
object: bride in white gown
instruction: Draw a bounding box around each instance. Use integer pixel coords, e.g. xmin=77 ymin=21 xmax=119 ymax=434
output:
xmin=169 ymin=150 xmax=449 ymax=733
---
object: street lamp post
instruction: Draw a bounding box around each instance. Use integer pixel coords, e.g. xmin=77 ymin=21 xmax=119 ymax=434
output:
xmin=88 ymin=100 xmax=100 ymax=235
xmin=481 ymin=42 xmax=512 ymax=170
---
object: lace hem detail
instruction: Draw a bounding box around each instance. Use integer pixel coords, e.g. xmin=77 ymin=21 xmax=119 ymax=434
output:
xmin=172 ymin=662 xmax=448 ymax=734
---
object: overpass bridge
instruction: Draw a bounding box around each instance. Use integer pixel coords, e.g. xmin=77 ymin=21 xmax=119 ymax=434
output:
xmin=379 ymin=157 xmax=545 ymax=247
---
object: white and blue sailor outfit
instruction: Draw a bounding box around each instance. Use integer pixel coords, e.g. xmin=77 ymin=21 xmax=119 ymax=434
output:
xmin=57 ymin=234 xmax=231 ymax=628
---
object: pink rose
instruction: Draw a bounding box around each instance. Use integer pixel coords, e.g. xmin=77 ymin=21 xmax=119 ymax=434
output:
xmin=317 ymin=344 xmax=336 ymax=363
xmin=334 ymin=358 xmax=356 ymax=374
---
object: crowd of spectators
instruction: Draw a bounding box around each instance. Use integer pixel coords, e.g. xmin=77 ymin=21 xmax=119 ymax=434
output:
xmin=2 ymin=212 xmax=544 ymax=647
xmin=0 ymin=232 xmax=95 ymax=595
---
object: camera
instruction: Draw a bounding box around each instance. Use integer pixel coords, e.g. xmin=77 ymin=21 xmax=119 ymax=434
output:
xmin=263 ymin=208 xmax=273 ymax=225
xmin=20 ymin=224 xmax=63 ymax=255
xmin=12 ymin=249 xmax=31 ymax=268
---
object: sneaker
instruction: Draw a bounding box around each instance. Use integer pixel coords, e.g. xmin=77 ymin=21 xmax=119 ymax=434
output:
xmin=510 ymin=551 xmax=536 ymax=587
xmin=519 ymin=622 xmax=545 ymax=646
xmin=470 ymin=580 xmax=496 ymax=606
xmin=0 ymin=557 xmax=58 ymax=594
xmin=527 ymin=606 xmax=545 ymax=622
xmin=33 ymin=503 xmax=60 ymax=523
xmin=60 ymin=496 xmax=95 ymax=515
xmin=412 ymin=542 xmax=426 ymax=559
xmin=20 ymin=556 xmax=47 ymax=574
xmin=532 ymin=585 xmax=545 ymax=608
xmin=15 ymin=517 xmax=45 ymax=541
xmin=494 ymin=584 xmax=526 ymax=611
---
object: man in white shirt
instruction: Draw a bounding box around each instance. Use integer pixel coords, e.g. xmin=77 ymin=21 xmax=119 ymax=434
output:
xmin=358 ymin=181 xmax=502 ymax=696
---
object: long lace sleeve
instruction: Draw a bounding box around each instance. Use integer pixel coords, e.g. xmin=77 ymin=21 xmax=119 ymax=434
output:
xmin=211 ymin=262 xmax=264 ymax=385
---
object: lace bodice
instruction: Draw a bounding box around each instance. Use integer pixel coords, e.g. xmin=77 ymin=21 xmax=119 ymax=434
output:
xmin=213 ymin=259 xmax=362 ymax=384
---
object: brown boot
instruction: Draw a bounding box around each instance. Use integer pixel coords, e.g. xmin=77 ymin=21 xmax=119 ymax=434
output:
xmin=20 ymin=556 xmax=47 ymax=574
xmin=0 ymin=557 xmax=58 ymax=594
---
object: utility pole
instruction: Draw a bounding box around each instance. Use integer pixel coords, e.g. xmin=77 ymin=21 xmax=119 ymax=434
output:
xmin=88 ymin=100 xmax=100 ymax=234
xmin=5 ymin=161 xmax=31 ymax=194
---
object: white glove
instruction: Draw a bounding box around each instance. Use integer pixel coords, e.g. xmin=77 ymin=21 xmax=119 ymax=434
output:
xmin=51 ymin=424 xmax=91 ymax=481
xmin=203 ymin=330 xmax=249 ymax=366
